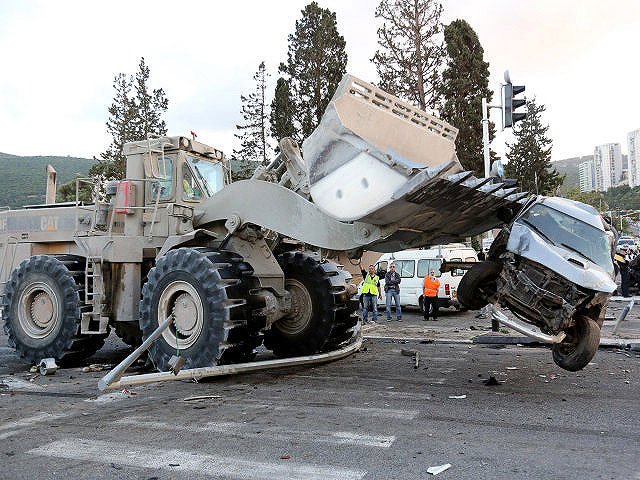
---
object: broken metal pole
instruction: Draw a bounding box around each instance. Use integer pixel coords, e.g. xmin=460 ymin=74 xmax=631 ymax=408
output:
xmin=98 ymin=315 xmax=173 ymax=391
xmin=100 ymin=330 xmax=363 ymax=391
xmin=613 ymin=298 xmax=635 ymax=334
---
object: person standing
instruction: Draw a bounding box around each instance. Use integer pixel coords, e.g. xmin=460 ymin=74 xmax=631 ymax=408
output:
xmin=361 ymin=265 xmax=382 ymax=323
xmin=384 ymin=263 xmax=402 ymax=322
xmin=422 ymin=269 xmax=440 ymax=320
xmin=616 ymin=246 xmax=631 ymax=297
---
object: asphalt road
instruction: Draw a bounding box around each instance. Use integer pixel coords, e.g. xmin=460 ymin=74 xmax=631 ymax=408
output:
xmin=1 ymin=307 xmax=639 ymax=480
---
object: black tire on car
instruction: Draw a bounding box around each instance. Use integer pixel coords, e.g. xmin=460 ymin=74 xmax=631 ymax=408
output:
xmin=552 ymin=315 xmax=601 ymax=372
xmin=2 ymin=255 xmax=104 ymax=364
xmin=264 ymin=251 xmax=357 ymax=357
xmin=140 ymin=248 xmax=242 ymax=371
xmin=457 ymin=260 xmax=502 ymax=310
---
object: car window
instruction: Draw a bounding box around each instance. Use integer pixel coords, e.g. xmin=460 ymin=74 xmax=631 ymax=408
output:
xmin=393 ymin=260 xmax=415 ymax=278
xmin=418 ymin=259 xmax=442 ymax=278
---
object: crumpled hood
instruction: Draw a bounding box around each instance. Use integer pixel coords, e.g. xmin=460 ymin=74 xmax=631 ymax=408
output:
xmin=506 ymin=222 xmax=617 ymax=293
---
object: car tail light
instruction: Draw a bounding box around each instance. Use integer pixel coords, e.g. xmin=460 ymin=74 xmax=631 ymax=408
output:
xmin=445 ymin=283 xmax=450 ymax=296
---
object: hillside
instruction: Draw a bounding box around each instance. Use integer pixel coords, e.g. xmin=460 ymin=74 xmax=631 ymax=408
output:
xmin=552 ymin=154 xmax=628 ymax=192
xmin=0 ymin=152 xmax=96 ymax=208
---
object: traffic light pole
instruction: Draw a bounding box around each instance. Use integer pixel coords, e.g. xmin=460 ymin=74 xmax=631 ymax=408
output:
xmin=482 ymin=97 xmax=491 ymax=178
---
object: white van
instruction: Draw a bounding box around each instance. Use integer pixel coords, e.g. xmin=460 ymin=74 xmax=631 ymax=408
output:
xmin=374 ymin=244 xmax=478 ymax=312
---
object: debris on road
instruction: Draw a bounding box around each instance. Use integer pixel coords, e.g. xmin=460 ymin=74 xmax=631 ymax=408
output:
xmin=38 ymin=358 xmax=57 ymax=376
xmin=414 ymin=352 xmax=420 ymax=369
xmin=82 ymin=364 xmax=106 ymax=373
xmin=427 ymin=463 xmax=452 ymax=475
xmin=29 ymin=366 xmax=38 ymax=373
xmin=401 ymin=348 xmax=417 ymax=356
xmin=483 ymin=376 xmax=501 ymax=386
xmin=183 ymin=395 xmax=223 ymax=402
xmin=448 ymin=395 xmax=466 ymax=399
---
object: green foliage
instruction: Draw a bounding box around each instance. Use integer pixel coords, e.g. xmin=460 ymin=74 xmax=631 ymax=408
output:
xmin=439 ymin=19 xmax=495 ymax=176
xmin=93 ymin=57 xmax=168 ymax=179
xmin=270 ymin=77 xmax=296 ymax=148
xmin=504 ymin=99 xmax=564 ymax=195
xmin=234 ymin=61 xmax=272 ymax=167
xmin=602 ymin=184 xmax=640 ymax=211
xmin=372 ymin=0 xmax=444 ymax=110
xmin=562 ymin=187 xmax=608 ymax=211
xmin=0 ymin=152 xmax=95 ymax=208
xmin=229 ymin=158 xmax=260 ymax=182
xmin=280 ymin=2 xmax=347 ymax=140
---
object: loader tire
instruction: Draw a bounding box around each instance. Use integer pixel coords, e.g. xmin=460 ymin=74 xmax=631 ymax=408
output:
xmin=139 ymin=248 xmax=258 ymax=371
xmin=457 ymin=260 xmax=501 ymax=310
xmin=264 ymin=251 xmax=357 ymax=357
xmin=552 ymin=315 xmax=600 ymax=372
xmin=2 ymin=255 xmax=104 ymax=365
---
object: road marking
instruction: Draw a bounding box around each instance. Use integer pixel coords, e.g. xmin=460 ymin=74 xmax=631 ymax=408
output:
xmin=0 ymin=412 xmax=67 ymax=432
xmin=344 ymin=406 xmax=419 ymax=420
xmin=29 ymin=438 xmax=367 ymax=480
xmin=116 ymin=417 xmax=395 ymax=448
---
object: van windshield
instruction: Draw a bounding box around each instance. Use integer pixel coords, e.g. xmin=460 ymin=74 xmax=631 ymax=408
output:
xmin=517 ymin=204 xmax=614 ymax=275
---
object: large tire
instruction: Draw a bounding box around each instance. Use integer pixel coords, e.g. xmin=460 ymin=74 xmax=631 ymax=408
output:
xmin=2 ymin=255 xmax=104 ymax=364
xmin=457 ymin=260 xmax=502 ymax=310
xmin=264 ymin=251 xmax=357 ymax=357
xmin=139 ymin=247 xmax=257 ymax=371
xmin=552 ymin=315 xmax=600 ymax=372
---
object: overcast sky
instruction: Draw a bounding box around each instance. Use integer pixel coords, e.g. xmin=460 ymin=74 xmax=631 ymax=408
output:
xmin=1 ymin=0 xmax=639 ymax=163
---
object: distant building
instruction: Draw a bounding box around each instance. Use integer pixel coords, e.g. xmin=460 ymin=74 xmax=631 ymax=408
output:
xmin=628 ymin=129 xmax=640 ymax=188
xmin=578 ymin=159 xmax=596 ymax=192
xmin=593 ymin=143 xmax=623 ymax=191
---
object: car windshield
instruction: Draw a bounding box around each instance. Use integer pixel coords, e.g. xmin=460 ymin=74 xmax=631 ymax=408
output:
xmin=517 ymin=203 xmax=614 ymax=275
xmin=186 ymin=156 xmax=224 ymax=196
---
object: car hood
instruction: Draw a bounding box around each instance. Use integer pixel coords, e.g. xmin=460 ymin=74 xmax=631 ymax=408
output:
xmin=506 ymin=223 xmax=617 ymax=293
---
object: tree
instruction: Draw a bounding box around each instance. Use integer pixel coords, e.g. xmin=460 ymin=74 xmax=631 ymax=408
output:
xmin=270 ymin=77 xmax=296 ymax=148
xmin=91 ymin=57 xmax=168 ymax=179
xmin=231 ymin=62 xmax=272 ymax=181
xmin=504 ymin=99 xmax=563 ymax=195
xmin=372 ymin=0 xmax=445 ymax=110
xmin=280 ymin=2 xmax=347 ymax=139
xmin=563 ymin=187 xmax=608 ymax=211
xmin=439 ymin=19 xmax=495 ymax=176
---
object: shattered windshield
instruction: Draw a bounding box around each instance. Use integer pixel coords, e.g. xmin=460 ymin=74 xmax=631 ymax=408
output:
xmin=186 ymin=156 xmax=224 ymax=196
xmin=517 ymin=204 xmax=614 ymax=275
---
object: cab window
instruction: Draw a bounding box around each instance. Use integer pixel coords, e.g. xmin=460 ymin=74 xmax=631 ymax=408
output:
xmin=182 ymin=163 xmax=203 ymax=201
xmin=186 ymin=156 xmax=224 ymax=196
xmin=148 ymin=156 xmax=174 ymax=202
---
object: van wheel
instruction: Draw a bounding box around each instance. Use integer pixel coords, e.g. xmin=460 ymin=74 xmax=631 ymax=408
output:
xmin=552 ymin=315 xmax=600 ymax=372
xmin=457 ymin=261 xmax=501 ymax=310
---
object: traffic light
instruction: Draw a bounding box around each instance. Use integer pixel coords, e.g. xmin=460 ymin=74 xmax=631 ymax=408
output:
xmin=503 ymin=82 xmax=526 ymax=128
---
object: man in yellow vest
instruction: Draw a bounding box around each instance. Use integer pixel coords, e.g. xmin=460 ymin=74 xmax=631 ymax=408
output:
xmin=361 ymin=264 xmax=382 ymax=323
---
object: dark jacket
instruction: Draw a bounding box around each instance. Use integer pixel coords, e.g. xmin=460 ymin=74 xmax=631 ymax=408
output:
xmin=384 ymin=271 xmax=401 ymax=292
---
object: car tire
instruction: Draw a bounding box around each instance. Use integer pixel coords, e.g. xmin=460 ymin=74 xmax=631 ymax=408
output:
xmin=457 ymin=261 xmax=502 ymax=310
xmin=552 ymin=315 xmax=600 ymax=372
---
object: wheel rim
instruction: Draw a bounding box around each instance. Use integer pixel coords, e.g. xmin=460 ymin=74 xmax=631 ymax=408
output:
xmin=17 ymin=283 xmax=59 ymax=339
xmin=158 ymin=281 xmax=204 ymax=349
xmin=278 ymin=278 xmax=313 ymax=335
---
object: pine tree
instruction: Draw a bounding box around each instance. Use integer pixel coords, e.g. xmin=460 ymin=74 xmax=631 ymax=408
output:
xmin=371 ymin=0 xmax=445 ymax=110
xmin=231 ymin=62 xmax=271 ymax=181
xmin=504 ymin=99 xmax=564 ymax=195
xmin=270 ymin=77 xmax=296 ymax=148
xmin=280 ymin=2 xmax=347 ymax=139
xmin=439 ymin=19 xmax=495 ymax=176
xmin=90 ymin=58 xmax=168 ymax=179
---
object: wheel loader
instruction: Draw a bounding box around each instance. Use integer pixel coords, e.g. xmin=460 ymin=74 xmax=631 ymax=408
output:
xmin=0 ymin=75 xmax=526 ymax=371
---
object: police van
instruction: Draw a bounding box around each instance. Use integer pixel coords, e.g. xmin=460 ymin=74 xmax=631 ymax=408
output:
xmin=374 ymin=244 xmax=478 ymax=312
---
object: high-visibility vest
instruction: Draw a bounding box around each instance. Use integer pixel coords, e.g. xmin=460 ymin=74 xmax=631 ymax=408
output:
xmin=423 ymin=277 xmax=440 ymax=297
xmin=362 ymin=274 xmax=379 ymax=295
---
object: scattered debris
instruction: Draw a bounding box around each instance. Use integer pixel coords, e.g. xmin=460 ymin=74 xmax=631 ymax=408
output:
xmin=168 ymin=463 xmax=180 ymax=467
xmin=483 ymin=376 xmax=501 ymax=386
xmin=82 ymin=364 xmax=106 ymax=373
xmin=29 ymin=366 xmax=38 ymax=373
xmin=168 ymin=355 xmax=185 ymax=375
xmin=183 ymin=395 xmax=222 ymax=402
xmin=121 ymin=388 xmax=137 ymax=397
xmin=38 ymin=358 xmax=58 ymax=376
xmin=448 ymin=395 xmax=466 ymax=399
xmin=401 ymin=349 xmax=417 ymax=356
xmin=427 ymin=463 xmax=452 ymax=475
xmin=280 ymin=455 xmax=291 ymax=460
xmin=414 ymin=352 xmax=420 ymax=369
xmin=506 ymin=366 xmax=518 ymax=370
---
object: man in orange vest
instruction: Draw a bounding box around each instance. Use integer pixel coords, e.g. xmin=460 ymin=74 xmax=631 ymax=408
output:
xmin=422 ymin=269 xmax=440 ymax=321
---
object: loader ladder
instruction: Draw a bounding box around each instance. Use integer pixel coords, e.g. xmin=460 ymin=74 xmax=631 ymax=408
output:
xmin=81 ymin=256 xmax=109 ymax=334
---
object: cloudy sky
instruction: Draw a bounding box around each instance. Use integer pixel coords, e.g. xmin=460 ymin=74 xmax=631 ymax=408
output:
xmin=0 ymin=0 xmax=639 ymax=163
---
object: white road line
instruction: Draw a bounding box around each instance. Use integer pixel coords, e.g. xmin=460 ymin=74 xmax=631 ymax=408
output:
xmin=28 ymin=438 xmax=367 ymax=480
xmin=344 ymin=406 xmax=419 ymax=420
xmin=116 ymin=417 xmax=395 ymax=448
xmin=0 ymin=412 xmax=67 ymax=433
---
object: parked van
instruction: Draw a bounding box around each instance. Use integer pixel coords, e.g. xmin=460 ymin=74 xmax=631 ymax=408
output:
xmin=374 ymin=244 xmax=478 ymax=312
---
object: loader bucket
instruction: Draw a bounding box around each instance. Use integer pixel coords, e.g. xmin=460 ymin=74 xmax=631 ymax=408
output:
xmin=302 ymin=75 xmax=463 ymax=222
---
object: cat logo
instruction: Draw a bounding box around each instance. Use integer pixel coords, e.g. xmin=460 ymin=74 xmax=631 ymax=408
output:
xmin=40 ymin=216 xmax=59 ymax=231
